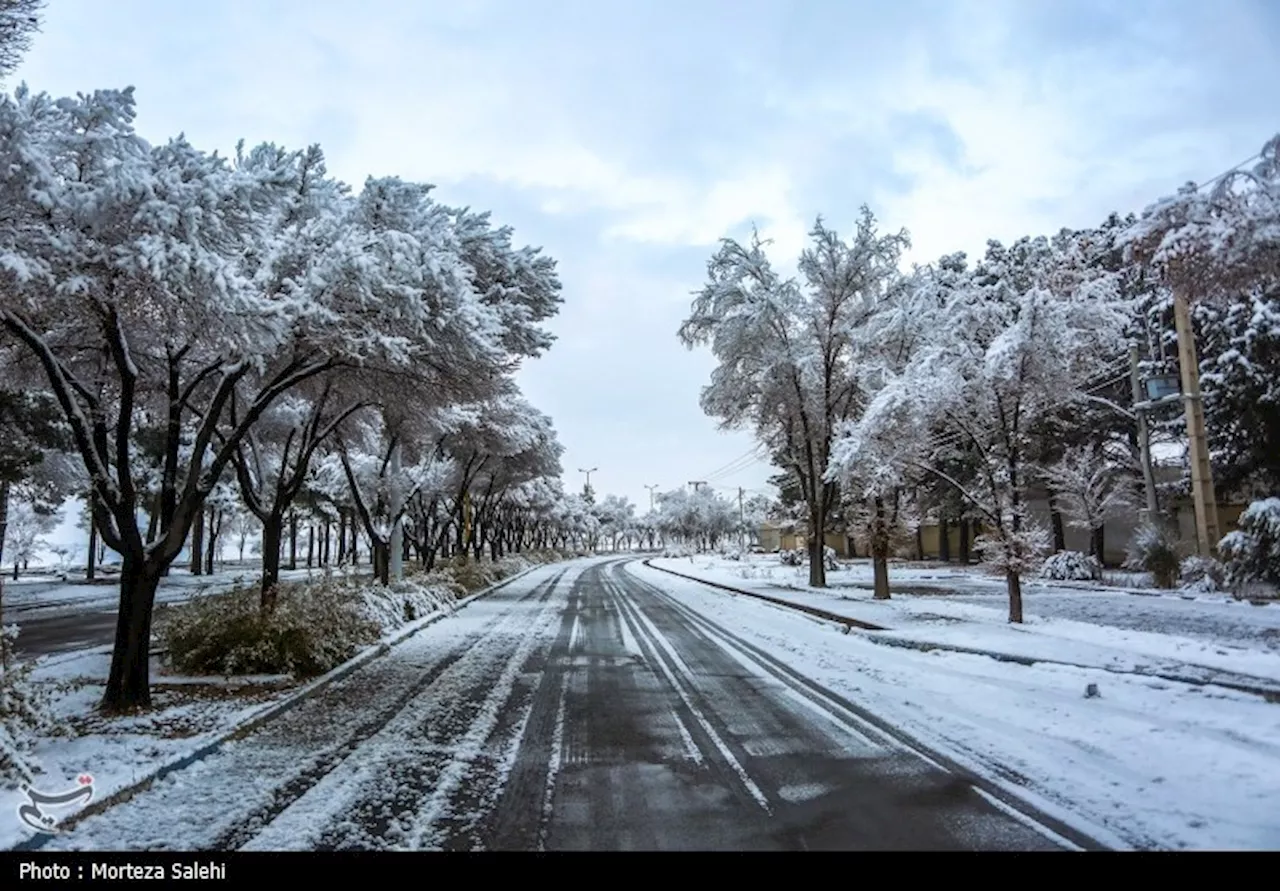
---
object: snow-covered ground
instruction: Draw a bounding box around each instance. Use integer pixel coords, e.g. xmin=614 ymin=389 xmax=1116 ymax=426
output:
xmin=0 ymin=559 xmax=541 ymax=850
xmin=2 ymin=564 xmax=350 ymax=621
xmin=638 ymin=555 xmax=1280 ymax=849
xmin=0 ymin=647 xmax=300 ymax=851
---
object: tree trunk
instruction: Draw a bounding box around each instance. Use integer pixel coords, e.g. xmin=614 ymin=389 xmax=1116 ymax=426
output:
xmin=939 ymin=516 xmax=950 ymax=562
xmin=288 ymin=512 xmax=298 ymax=571
xmin=1049 ymin=491 xmax=1066 ymax=553
xmin=1006 ymin=570 xmax=1024 ymax=624
xmin=86 ymin=502 xmax=98 ymax=581
xmin=145 ymin=494 xmax=159 ymax=545
xmin=0 ymin=479 xmax=8 ymax=576
xmin=101 ymin=554 xmax=163 ymax=712
xmin=372 ymin=539 xmax=390 ymax=585
xmin=958 ymin=519 xmax=971 ymax=564
xmin=350 ymin=514 xmax=359 ymax=565
xmin=205 ymin=507 xmax=218 ymax=576
xmin=1091 ymin=525 xmax=1106 ymax=565
xmin=807 ymin=505 xmax=826 ymax=588
xmin=260 ymin=513 xmax=284 ymax=612
xmin=872 ymin=497 xmax=890 ymax=600
xmin=915 ymin=526 xmax=924 ymax=561
xmin=336 ymin=511 xmax=347 ymax=565
xmin=189 ymin=504 xmax=205 ymax=575
xmin=307 ymin=525 xmax=315 ymax=569
xmin=322 ymin=520 xmax=330 ymax=566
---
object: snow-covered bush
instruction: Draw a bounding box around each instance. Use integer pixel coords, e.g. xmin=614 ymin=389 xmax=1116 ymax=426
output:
xmin=722 ymin=549 xmax=743 ymax=561
xmin=1218 ymin=497 xmax=1280 ymax=595
xmin=778 ymin=548 xmax=805 ymax=566
xmin=823 ymin=545 xmax=839 ymax=571
xmin=662 ymin=546 xmax=692 ymax=558
xmin=158 ymin=580 xmax=382 ymax=679
xmin=1178 ymin=555 xmax=1228 ymax=593
xmin=2 ymin=625 xmax=60 ymax=785
xmin=1124 ymin=521 xmax=1182 ymax=589
xmin=1039 ymin=550 xmax=1103 ymax=582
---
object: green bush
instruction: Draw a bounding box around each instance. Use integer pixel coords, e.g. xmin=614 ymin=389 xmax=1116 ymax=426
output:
xmin=1124 ymin=521 xmax=1182 ymax=588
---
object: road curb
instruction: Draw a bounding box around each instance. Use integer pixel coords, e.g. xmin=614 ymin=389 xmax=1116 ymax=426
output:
xmin=639 ymin=558 xmax=1280 ymax=702
xmin=641 ymin=558 xmax=886 ymax=631
xmin=11 ymin=562 xmax=550 ymax=850
xmin=866 ymin=635 xmax=1280 ymax=702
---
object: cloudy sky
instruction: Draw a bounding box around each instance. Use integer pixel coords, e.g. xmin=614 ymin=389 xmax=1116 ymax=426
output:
xmin=10 ymin=0 xmax=1280 ymax=521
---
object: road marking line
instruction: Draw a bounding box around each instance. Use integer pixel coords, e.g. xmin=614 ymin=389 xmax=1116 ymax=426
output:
xmin=611 ymin=581 xmax=773 ymax=814
xmin=602 ymin=579 xmax=703 ymax=764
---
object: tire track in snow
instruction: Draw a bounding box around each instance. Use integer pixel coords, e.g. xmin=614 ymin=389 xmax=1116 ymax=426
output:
xmin=230 ymin=566 xmax=574 ymax=850
xmin=431 ymin=569 xmax=586 ymax=850
xmin=32 ymin=566 xmax=573 ymax=853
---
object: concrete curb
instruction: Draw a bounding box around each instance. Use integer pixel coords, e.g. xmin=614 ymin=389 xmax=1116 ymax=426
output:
xmin=640 ymin=558 xmax=1280 ymax=702
xmin=641 ymin=558 xmax=886 ymax=631
xmin=866 ymin=635 xmax=1280 ymax=702
xmin=11 ymin=562 xmax=550 ymax=850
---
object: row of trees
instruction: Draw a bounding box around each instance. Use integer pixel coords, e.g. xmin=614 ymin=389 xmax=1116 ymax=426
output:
xmin=0 ymin=58 xmax=594 ymax=711
xmin=681 ymin=135 xmax=1280 ymax=623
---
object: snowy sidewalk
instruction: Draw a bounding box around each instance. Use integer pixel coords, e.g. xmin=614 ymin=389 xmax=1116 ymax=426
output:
xmin=647 ymin=556 xmax=1280 ymax=697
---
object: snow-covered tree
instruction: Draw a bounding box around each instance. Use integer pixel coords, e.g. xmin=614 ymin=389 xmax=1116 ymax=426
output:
xmin=1041 ymin=444 xmax=1137 ymax=558
xmin=0 ymin=0 xmax=42 ymax=80
xmin=0 ymin=85 xmax=562 ymax=709
xmin=830 ymin=234 xmax=1128 ymax=622
xmin=2 ymin=498 xmax=56 ymax=579
xmin=1124 ymin=133 xmax=1280 ymax=304
xmin=679 ymin=210 xmax=909 ymax=586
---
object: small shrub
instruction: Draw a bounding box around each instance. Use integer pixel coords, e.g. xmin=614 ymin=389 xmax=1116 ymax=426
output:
xmin=1 ymin=625 xmax=59 ymax=785
xmin=1218 ymin=497 xmax=1280 ymax=595
xmin=1124 ymin=521 xmax=1182 ymax=588
xmin=723 ymin=549 xmax=743 ymax=561
xmin=1178 ymin=555 xmax=1228 ymax=593
xmin=1039 ymin=551 xmax=1103 ymax=582
xmin=823 ymin=545 xmax=839 ymax=571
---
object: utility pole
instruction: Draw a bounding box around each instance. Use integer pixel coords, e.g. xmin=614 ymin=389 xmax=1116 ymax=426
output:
xmin=645 ymin=484 xmax=659 ymax=512
xmin=738 ymin=487 xmax=746 ymax=549
xmin=1172 ymin=288 xmax=1221 ymax=556
xmin=1129 ymin=344 xmax=1160 ymax=523
xmin=579 ymin=467 xmax=597 ymax=503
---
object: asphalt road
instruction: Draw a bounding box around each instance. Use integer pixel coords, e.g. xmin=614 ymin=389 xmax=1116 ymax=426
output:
xmin=31 ymin=558 xmax=1077 ymax=851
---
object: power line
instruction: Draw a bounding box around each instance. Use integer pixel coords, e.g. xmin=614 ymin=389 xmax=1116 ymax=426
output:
xmin=1196 ymin=150 xmax=1263 ymax=192
xmin=698 ymin=444 xmax=767 ymax=481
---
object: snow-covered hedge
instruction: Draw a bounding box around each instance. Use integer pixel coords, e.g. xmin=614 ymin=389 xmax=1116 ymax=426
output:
xmin=662 ymin=546 xmax=693 ymax=558
xmin=1178 ymin=555 xmax=1228 ymax=593
xmin=157 ymin=579 xmax=383 ymax=679
xmin=1218 ymin=497 xmax=1280 ymax=595
xmin=1124 ymin=521 xmax=1182 ymax=588
xmin=158 ymin=553 xmax=554 ymax=679
xmin=722 ymin=549 xmax=743 ymax=561
xmin=1 ymin=625 xmax=60 ymax=786
xmin=1039 ymin=551 xmax=1103 ymax=582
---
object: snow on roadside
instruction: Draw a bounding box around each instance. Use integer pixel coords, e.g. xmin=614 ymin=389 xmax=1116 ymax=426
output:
xmin=0 ymin=556 xmax=552 ymax=850
xmin=631 ymin=560 xmax=1280 ymax=850
xmin=651 ymin=556 xmax=1280 ymax=684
